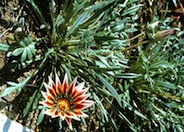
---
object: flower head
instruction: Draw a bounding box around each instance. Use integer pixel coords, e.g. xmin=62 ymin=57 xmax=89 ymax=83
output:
xmin=41 ymin=73 xmax=94 ymax=130
xmin=153 ymin=29 xmax=175 ymax=41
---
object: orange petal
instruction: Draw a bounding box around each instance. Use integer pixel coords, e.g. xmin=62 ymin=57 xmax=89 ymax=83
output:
xmin=66 ymin=112 xmax=80 ymax=121
xmin=56 ymin=83 xmax=62 ymax=95
xmin=49 ymin=88 xmax=56 ymax=97
xmin=55 ymin=73 xmax=61 ymax=95
xmin=42 ymin=101 xmax=53 ymax=108
xmin=65 ymin=111 xmax=80 ymax=120
xmin=48 ymin=95 xmax=54 ymax=101
xmin=72 ymin=88 xmax=88 ymax=99
xmin=49 ymin=77 xmax=57 ymax=94
xmin=61 ymin=73 xmax=69 ymax=94
xmin=73 ymin=94 xmax=89 ymax=103
xmin=78 ymin=111 xmax=88 ymax=117
xmin=75 ymin=82 xmax=85 ymax=91
xmin=59 ymin=112 xmax=66 ymax=120
xmin=44 ymin=108 xmax=55 ymax=116
xmin=52 ymin=110 xmax=59 ymax=118
xmin=44 ymin=82 xmax=57 ymax=97
xmin=41 ymin=91 xmax=54 ymax=104
xmin=73 ymin=110 xmax=88 ymax=117
xmin=71 ymin=82 xmax=85 ymax=97
xmin=66 ymin=111 xmax=74 ymax=117
xmin=68 ymin=77 xmax=77 ymax=95
xmin=74 ymin=100 xmax=94 ymax=110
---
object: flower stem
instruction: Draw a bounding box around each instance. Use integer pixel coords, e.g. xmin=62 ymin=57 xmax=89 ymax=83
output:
xmin=118 ymin=40 xmax=148 ymax=52
xmin=128 ymin=31 xmax=145 ymax=42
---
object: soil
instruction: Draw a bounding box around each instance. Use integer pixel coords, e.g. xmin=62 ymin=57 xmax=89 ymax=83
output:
xmin=0 ymin=1 xmax=52 ymax=131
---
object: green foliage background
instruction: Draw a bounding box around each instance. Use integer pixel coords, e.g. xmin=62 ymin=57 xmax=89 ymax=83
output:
xmin=0 ymin=0 xmax=184 ymax=131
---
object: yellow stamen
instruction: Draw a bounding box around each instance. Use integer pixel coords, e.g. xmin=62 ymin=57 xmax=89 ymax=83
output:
xmin=57 ymin=98 xmax=70 ymax=112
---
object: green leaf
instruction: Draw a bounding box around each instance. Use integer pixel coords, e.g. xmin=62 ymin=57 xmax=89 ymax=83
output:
xmin=0 ymin=86 xmax=18 ymax=97
xmin=93 ymin=93 xmax=108 ymax=122
xmin=125 ymin=28 xmax=137 ymax=33
xmin=12 ymin=48 xmax=24 ymax=56
xmin=172 ymin=0 xmax=177 ymax=7
xmin=118 ymin=0 xmax=129 ymax=8
xmin=150 ymin=61 xmax=171 ymax=69
xmin=0 ymin=44 xmax=10 ymax=52
xmin=126 ymin=102 xmax=148 ymax=120
xmin=176 ymin=124 xmax=183 ymax=132
xmin=96 ymin=74 xmax=122 ymax=107
xmin=157 ymin=80 xmax=177 ymax=90
xmin=115 ymin=73 xmax=142 ymax=79
xmin=106 ymin=98 xmax=136 ymax=132
xmin=81 ymin=117 xmax=87 ymax=127
xmin=24 ymin=36 xmax=32 ymax=46
xmin=19 ymin=41 xmax=26 ymax=47
xmin=66 ymin=11 xmax=90 ymax=37
xmin=23 ymin=90 xmax=38 ymax=117
xmin=49 ymin=0 xmax=55 ymax=22
xmin=12 ymin=36 xmax=36 ymax=62
xmin=27 ymin=48 xmax=33 ymax=60
xmin=109 ymin=117 xmax=118 ymax=131
xmin=7 ymin=81 xmax=18 ymax=86
xmin=0 ymin=76 xmax=31 ymax=97
xmin=121 ymin=4 xmax=143 ymax=16
xmin=28 ymin=43 xmax=36 ymax=54
xmin=55 ymin=15 xmax=65 ymax=28
xmin=21 ymin=48 xmax=28 ymax=62
xmin=36 ymin=107 xmax=45 ymax=125
xmin=96 ymin=55 xmax=109 ymax=66
xmin=81 ymin=1 xmax=115 ymax=28
xmin=26 ymin=0 xmax=46 ymax=24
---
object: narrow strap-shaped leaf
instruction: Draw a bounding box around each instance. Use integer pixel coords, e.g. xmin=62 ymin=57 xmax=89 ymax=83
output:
xmin=81 ymin=1 xmax=116 ymax=28
xmin=93 ymin=93 xmax=108 ymax=122
xmin=66 ymin=10 xmax=90 ymax=37
xmin=115 ymin=73 xmax=142 ymax=79
xmin=96 ymin=74 xmax=122 ymax=107
xmin=121 ymin=4 xmax=143 ymax=16
xmin=26 ymin=0 xmax=46 ymax=24
xmin=106 ymin=98 xmax=136 ymax=132
xmin=23 ymin=81 xmax=44 ymax=117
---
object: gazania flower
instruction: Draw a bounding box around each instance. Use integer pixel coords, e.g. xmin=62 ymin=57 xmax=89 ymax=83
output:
xmin=41 ymin=73 xmax=94 ymax=130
